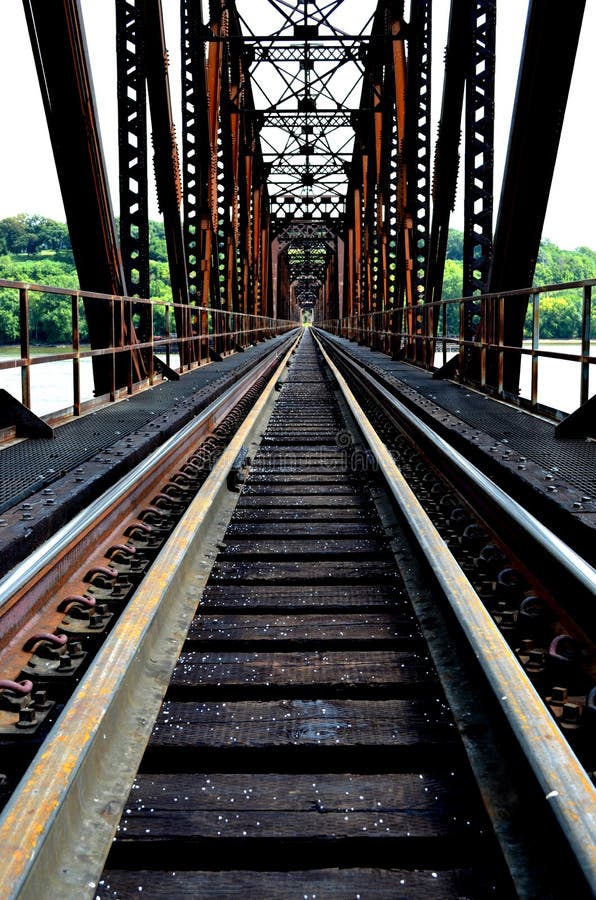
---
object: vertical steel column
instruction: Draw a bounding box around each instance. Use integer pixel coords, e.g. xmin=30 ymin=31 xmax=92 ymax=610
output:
xmin=387 ymin=7 xmax=413 ymax=354
xmin=143 ymin=0 xmax=192 ymax=365
xmin=404 ymin=0 xmax=432 ymax=308
xmin=181 ymin=0 xmax=211 ymax=303
xmin=463 ymin=0 xmax=495 ymax=300
xmin=117 ymin=0 xmax=150 ymax=308
xmin=261 ymin=199 xmax=273 ymax=319
xmin=424 ymin=0 xmax=470 ymax=327
xmin=459 ymin=0 xmax=495 ymax=381
xmin=181 ymin=0 xmax=213 ymax=360
xmin=488 ymin=0 xmax=586 ymax=393
xmin=22 ymin=0 xmax=134 ymax=396
xmin=116 ymin=0 xmax=151 ymax=379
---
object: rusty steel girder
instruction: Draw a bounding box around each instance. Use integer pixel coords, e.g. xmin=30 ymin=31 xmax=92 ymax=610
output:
xmin=430 ymin=0 xmax=496 ymax=381
xmin=117 ymin=0 xmax=150 ymax=310
xmin=22 ymin=0 xmax=143 ymax=396
xmin=22 ymin=0 xmax=587 ymax=400
xmin=487 ymin=0 xmax=586 ymax=394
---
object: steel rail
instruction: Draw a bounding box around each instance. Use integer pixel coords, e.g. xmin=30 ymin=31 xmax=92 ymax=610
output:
xmin=0 ymin=332 xmax=297 ymax=623
xmin=315 ymin=330 xmax=596 ymax=600
xmin=314 ymin=331 xmax=596 ymax=893
xmin=0 ymin=333 xmax=301 ymax=900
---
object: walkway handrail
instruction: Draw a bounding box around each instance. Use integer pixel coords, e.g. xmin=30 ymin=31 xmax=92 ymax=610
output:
xmin=0 ymin=278 xmax=297 ymax=419
xmin=319 ymin=277 xmax=595 ymax=417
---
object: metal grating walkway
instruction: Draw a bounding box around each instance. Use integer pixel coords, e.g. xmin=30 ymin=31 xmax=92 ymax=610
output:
xmin=0 ymin=335 xmax=293 ymax=516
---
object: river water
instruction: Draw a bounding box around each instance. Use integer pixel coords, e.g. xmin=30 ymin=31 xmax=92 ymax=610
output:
xmin=0 ymin=342 xmax=593 ymax=419
xmin=0 ymin=347 xmax=179 ymax=418
xmin=435 ymin=341 xmax=594 ymax=415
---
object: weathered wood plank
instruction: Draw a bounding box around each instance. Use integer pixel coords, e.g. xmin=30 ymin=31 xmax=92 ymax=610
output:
xmin=149 ymin=698 xmax=455 ymax=749
xmin=251 ymin=460 xmax=348 ymax=471
xmin=254 ymin=448 xmax=346 ymax=455
xmin=230 ymin=507 xmax=373 ymax=522
xmin=170 ymin=650 xmax=435 ymax=690
xmin=111 ymin=772 xmax=467 ymax=841
xmin=236 ymin=494 xmax=368 ymax=507
xmin=186 ymin=613 xmax=420 ymax=644
xmin=240 ymin=485 xmax=360 ymax=497
xmin=97 ymin=867 xmax=478 ymax=899
xmin=247 ymin=473 xmax=354 ymax=484
xmin=266 ymin=424 xmax=339 ymax=431
xmin=240 ymin=484 xmax=360 ymax=496
xmin=224 ymin=521 xmax=382 ymax=537
xmin=217 ymin=537 xmax=388 ymax=557
xmin=264 ymin=428 xmax=339 ymax=435
xmin=199 ymin=584 xmax=403 ymax=609
xmin=209 ymin=559 xmax=399 ymax=583
xmin=262 ymin=440 xmax=343 ymax=446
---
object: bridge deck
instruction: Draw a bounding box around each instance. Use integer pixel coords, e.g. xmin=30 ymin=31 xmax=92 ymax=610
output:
xmin=0 ymin=334 xmax=294 ymax=577
xmin=0 ymin=330 xmax=594 ymax=578
xmin=319 ymin=332 xmax=596 ymax=563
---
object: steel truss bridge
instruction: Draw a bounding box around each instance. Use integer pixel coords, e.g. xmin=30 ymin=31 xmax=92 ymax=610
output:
xmin=1 ymin=3 xmax=596 ymax=896
xmin=7 ymin=0 xmax=590 ymax=436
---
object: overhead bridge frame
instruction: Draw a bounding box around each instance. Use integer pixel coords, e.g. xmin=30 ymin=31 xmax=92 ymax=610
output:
xmin=19 ymin=0 xmax=589 ymax=421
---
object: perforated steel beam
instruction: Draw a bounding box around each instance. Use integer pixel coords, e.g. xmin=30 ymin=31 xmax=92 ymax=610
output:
xmin=22 ymin=0 xmax=138 ymax=395
xmin=142 ymin=0 xmax=193 ymax=364
xmin=117 ymin=0 xmax=150 ymax=308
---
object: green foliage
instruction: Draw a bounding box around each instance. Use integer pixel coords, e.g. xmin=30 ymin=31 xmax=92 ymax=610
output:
xmin=527 ymin=293 xmax=584 ymax=340
xmin=0 ymin=214 xmax=173 ymax=345
xmin=0 ymin=215 xmax=594 ymax=344
xmin=446 ymin=229 xmax=463 ymax=261
xmin=0 ymin=213 xmax=71 ymax=255
xmin=0 ymin=289 xmax=19 ymax=342
xmin=443 ymin=233 xmax=596 ymax=340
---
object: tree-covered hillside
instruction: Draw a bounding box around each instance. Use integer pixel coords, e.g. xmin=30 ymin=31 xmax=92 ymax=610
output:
xmin=0 ymin=215 xmax=594 ymax=343
xmin=443 ymin=230 xmax=596 ymax=339
xmin=0 ymin=214 xmax=172 ymax=343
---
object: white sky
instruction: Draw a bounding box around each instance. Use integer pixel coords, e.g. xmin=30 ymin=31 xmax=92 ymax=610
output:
xmin=0 ymin=1 xmax=594 ymax=251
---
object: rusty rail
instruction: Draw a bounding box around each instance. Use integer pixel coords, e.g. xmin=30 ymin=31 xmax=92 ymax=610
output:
xmin=313 ymin=330 xmax=596 ymax=892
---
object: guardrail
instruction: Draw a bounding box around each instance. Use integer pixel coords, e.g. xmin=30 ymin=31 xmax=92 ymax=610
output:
xmin=0 ymin=279 xmax=297 ymax=420
xmin=319 ymin=279 xmax=595 ymax=417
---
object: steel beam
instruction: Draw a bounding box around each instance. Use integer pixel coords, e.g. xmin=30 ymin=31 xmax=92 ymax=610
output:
xmin=117 ymin=0 xmax=150 ymax=308
xmin=404 ymin=0 xmax=432 ymax=310
xmin=142 ymin=0 xmax=192 ymax=365
xmin=424 ymin=0 xmax=470 ymax=321
xmin=487 ymin=0 xmax=586 ymax=393
xmin=22 ymin=0 xmax=136 ymax=396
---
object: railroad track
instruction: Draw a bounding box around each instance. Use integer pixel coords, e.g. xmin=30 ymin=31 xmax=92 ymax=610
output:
xmin=0 ymin=328 xmax=594 ymax=898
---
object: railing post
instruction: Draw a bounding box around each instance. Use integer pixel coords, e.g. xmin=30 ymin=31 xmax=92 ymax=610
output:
xmin=72 ymin=294 xmax=81 ymax=415
xmin=497 ymin=295 xmax=505 ymax=398
xmin=580 ymin=284 xmax=591 ymax=407
xmin=479 ymin=296 xmax=487 ymax=389
xmin=530 ymin=291 xmax=540 ymax=408
xmin=148 ymin=298 xmax=155 ymax=385
xmin=425 ymin=302 xmax=434 ymax=370
xmin=19 ymin=287 xmax=31 ymax=409
xmin=121 ymin=296 xmax=133 ymax=396
xmin=109 ymin=296 xmax=116 ymax=402
xmin=441 ymin=300 xmax=447 ymax=367
xmin=458 ymin=299 xmax=465 ymax=383
xmin=164 ymin=303 xmax=171 ymax=369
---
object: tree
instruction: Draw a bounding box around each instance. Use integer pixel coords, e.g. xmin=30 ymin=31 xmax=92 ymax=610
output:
xmin=446 ymin=229 xmax=463 ymax=261
xmin=0 ymin=291 xmax=19 ymax=342
xmin=533 ymin=294 xmax=583 ymax=340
